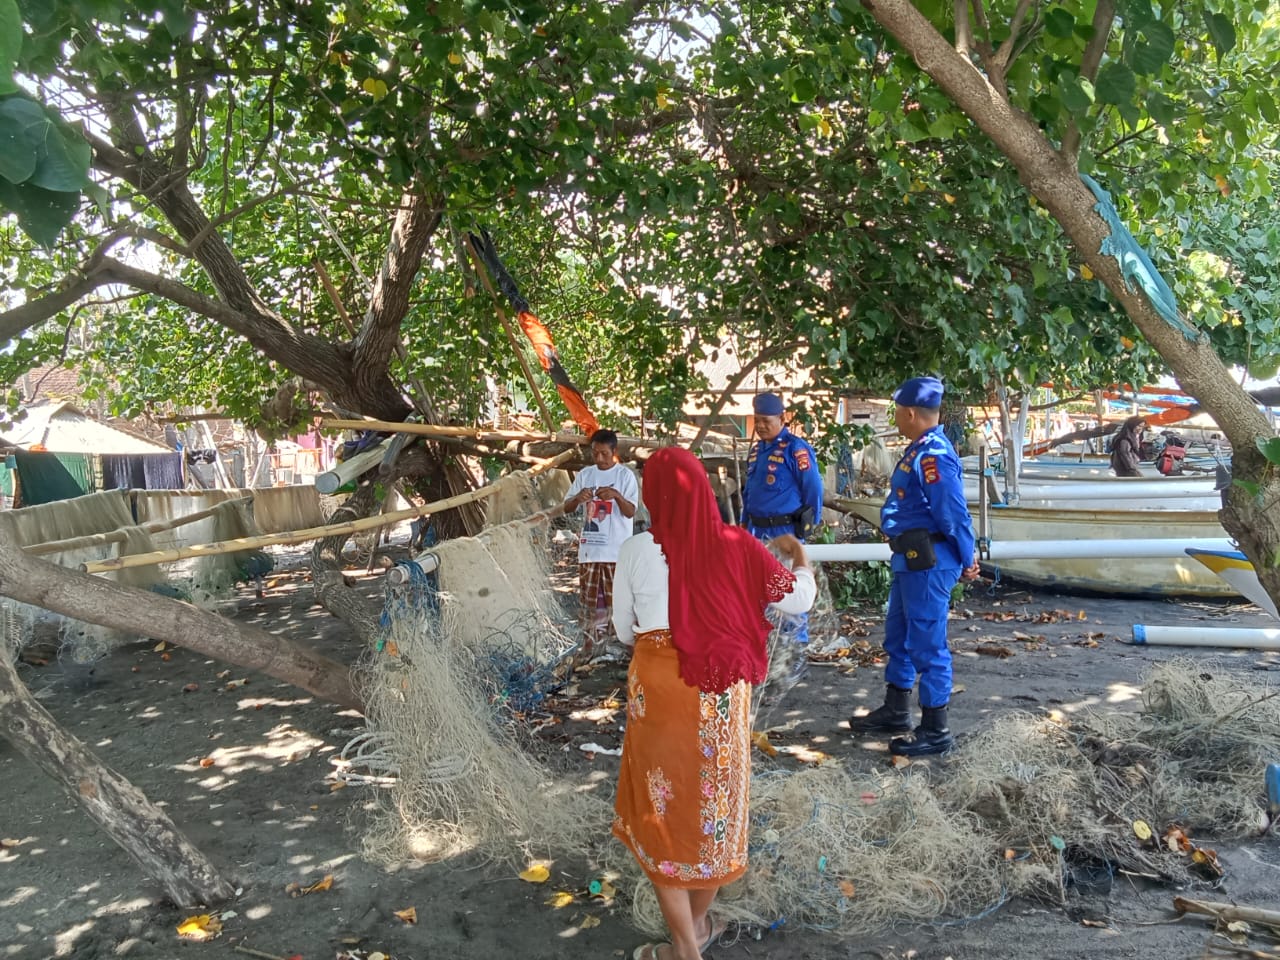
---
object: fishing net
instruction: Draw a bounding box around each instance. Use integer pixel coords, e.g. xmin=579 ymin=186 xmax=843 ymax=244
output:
xmin=359 ymin=512 xmax=609 ymax=866
xmin=355 ymin=473 xmax=1279 ymax=935
xmin=939 ymin=660 xmax=1280 ymax=897
xmin=1 ymin=487 xmax=312 ymax=661
xmin=483 ymin=470 xmax=543 ymax=527
xmin=1 ymin=494 xmax=163 ymax=662
xmin=626 ymin=764 xmax=1005 ymax=937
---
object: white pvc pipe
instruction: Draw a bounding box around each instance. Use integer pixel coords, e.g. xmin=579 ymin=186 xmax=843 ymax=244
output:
xmin=314 ymin=440 xmax=390 ymax=494
xmin=389 ymin=537 xmax=1238 ymax=583
xmin=1132 ymin=624 xmax=1280 ymax=650
xmin=387 ymin=552 xmax=441 ymax=584
xmin=385 ymin=506 xmax=564 ymax=585
xmin=805 ymin=537 xmax=1236 ymax=563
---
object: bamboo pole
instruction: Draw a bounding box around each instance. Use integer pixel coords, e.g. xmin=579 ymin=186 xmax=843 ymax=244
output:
xmin=80 ymin=483 xmax=504 ymax=574
xmin=24 ymin=497 xmax=252 ymax=557
xmin=528 ymin=447 xmax=580 ymax=476
xmin=319 ymin=417 xmax=582 ymax=444
xmin=465 ymin=244 xmax=557 ymax=434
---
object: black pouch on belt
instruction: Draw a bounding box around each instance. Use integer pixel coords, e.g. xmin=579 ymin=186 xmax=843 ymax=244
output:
xmin=890 ymin=527 xmax=938 ymax=571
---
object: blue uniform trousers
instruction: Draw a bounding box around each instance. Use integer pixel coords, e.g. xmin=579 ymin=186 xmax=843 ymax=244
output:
xmin=884 ymin=566 xmax=959 ymax=708
xmin=746 ymin=520 xmax=809 ymax=652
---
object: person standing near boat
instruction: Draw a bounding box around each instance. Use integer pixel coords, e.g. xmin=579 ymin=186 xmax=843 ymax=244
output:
xmin=1109 ymin=416 xmax=1146 ymax=478
xmin=849 ymin=376 xmax=978 ymax=757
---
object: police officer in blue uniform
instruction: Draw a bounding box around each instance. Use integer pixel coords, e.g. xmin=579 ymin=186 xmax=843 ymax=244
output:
xmin=849 ymin=377 xmax=977 ymax=757
xmin=742 ymin=392 xmax=824 ymax=655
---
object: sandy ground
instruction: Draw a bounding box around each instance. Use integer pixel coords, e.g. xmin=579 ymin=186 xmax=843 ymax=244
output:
xmin=3 ymin=546 xmax=1280 ymax=960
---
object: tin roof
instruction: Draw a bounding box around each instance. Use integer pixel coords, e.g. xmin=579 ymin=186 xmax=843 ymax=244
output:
xmin=0 ymin=400 xmax=171 ymax=455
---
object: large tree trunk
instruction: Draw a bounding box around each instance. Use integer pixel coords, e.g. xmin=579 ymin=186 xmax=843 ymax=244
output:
xmin=312 ymin=483 xmax=384 ymax=645
xmin=0 ymin=528 xmax=361 ymax=711
xmin=0 ymin=652 xmax=235 ymax=907
xmin=861 ymin=0 xmax=1280 ymax=607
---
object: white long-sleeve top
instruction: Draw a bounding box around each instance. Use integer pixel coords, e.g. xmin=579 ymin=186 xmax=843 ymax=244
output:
xmin=611 ymin=531 xmax=818 ymax=647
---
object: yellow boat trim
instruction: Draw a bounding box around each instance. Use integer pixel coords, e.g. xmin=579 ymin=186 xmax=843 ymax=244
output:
xmin=1190 ymin=553 xmax=1254 ymax=575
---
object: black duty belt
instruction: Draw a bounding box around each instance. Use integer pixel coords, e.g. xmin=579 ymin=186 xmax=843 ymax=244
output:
xmin=888 ymin=531 xmax=947 ymax=553
xmin=748 ymin=512 xmax=800 ymax=528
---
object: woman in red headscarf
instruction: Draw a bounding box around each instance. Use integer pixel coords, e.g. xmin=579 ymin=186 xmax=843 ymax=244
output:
xmin=611 ymin=446 xmax=816 ymax=960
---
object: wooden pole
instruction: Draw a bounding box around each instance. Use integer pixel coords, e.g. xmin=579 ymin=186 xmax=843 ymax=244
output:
xmin=0 ymin=648 xmax=236 ymax=907
xmin=1174 ymin=897 xmax=1280 ymax=929
xmin=24 ymin=497 xmax=252 ymax=557
xmin=320 ymin=418 xmax=582 ymax=444
xmin=81 ymin=483 xmax=504 ymax=574
xmin=465 ymin=244 xmax=557 ymax=434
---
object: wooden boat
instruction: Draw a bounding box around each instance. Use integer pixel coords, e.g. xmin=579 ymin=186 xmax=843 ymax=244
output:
xmin=838 ymin=497 xmax=1237 ymax=598
xmin=1185 ymin=548 xmax=1278 ymax=618
xmin=962 ymin=475 xmax=1221 ymax=511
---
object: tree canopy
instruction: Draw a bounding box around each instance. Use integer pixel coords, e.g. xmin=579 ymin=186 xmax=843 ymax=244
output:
xmin=1 ymin=0 xmax=1278 ymax=436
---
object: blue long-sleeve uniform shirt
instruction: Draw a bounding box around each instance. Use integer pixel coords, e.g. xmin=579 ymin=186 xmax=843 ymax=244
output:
xmin=881 ymin=425 xmax=974 ymax=572
xmin=742 ymin=428 xmax=824 ymax=540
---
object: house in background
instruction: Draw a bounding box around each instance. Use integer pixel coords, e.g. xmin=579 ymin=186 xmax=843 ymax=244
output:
xmin=0 ymin=399 xmax=183 ymax=507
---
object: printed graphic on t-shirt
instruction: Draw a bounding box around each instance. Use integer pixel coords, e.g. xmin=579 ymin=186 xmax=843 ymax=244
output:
xmin=581 ymin=498 xmax=615 ymax=541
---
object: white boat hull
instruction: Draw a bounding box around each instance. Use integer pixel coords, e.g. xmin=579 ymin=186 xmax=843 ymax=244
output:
xmin=963 ymin=476 xmax=1221 ymax=511
xmin=840 ymin=499 xmax=1237 ymax=598
xmin=1185 ymin=549 xmax=1279 ymax=618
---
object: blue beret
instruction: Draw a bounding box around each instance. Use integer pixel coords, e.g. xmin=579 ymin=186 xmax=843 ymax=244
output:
xmin=892 ymin=376 xmax=944 ymax=409
xmin=752 ymin=392 xmax=785 ymax=416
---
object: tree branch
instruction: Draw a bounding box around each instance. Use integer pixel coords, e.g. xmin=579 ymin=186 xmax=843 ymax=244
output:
xmin=955 ymin=0 xmax=972 ymax=56
xmin=351 ymin=192 xmax=444 ymax=373
xmin=688 ymin=339 xmax=805 ymax=451
xmin=0 ymin=274 xmax=113 ymax=343
xmin=993 ymin=0 xmax=1036 ymax=70
xmin=1060 ymin=0 xmax=1115 ymax=165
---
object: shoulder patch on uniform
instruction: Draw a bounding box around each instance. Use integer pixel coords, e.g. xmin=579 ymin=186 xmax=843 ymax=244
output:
xmin=921 ymin=455 xmax=940 ymax=484
xmin=795 ymin=448 xmax=811 ymax=471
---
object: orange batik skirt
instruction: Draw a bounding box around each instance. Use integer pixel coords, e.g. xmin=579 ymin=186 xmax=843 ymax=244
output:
xmin=612 ymin=629 xmax=753 ymax=888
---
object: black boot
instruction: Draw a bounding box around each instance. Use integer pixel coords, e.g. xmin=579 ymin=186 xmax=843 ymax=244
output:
xmin=849 ymin=684 xmax=914 ymax=735
xmin=890 ymin=704 xmax=955 ymax=756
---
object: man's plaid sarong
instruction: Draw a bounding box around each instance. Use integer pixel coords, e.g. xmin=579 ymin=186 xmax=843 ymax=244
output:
xmin=577 ymin=561 xmax=617 ymax=661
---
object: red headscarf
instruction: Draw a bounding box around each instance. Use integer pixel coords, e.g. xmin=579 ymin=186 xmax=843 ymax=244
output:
xmin=644 ymin=446 xmax=796 ymax=693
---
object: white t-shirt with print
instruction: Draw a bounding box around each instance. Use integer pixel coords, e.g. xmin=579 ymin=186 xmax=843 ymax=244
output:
xmin=566 ymin=463 xmax=639 ymax=563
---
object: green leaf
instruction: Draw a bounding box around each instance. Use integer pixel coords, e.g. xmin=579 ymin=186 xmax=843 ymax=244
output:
xmin=0 ymin=177 xmax=80 ymax=247
xmin=157 ymin=0 xmax=194 ymax=38
xmin=1233 ymin=478 xmax=1260 ymax=498
xmin=0 ymin=96 xmax=41 ymax=183
xmin=789 ymin=73 xmax=817 ymax=103
xmin=1130 ymin=22 xmax=1174 ymax=75
xmin=1146 ymin=91 xmax=1176 ymax=126
xmin=1095 ymin=62 xmax=1136 ymax=106
xmin=927 ymin=113 xmax=958 ymax=139
xmin=1203 ymin=12 xmax=1236 ymax=60
xmin=1120 ymin=0 xmax=1155 ymax=24
xmin=1044 ymin=8 xmax=1074 ymax=39
xmin=0 ymin=0 xmax=21 ymax=94
xmin=1059 ymin=76 xmax=1094 ymax=113
xmin=0 ymin=96 xmax=90 ymax=191
xmin=1257 ymin=436 xmax=1280 ymax=467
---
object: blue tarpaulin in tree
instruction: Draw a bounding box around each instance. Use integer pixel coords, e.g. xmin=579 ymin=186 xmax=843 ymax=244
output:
xmin=1081 ymin=173 xmax=1201 ymax=342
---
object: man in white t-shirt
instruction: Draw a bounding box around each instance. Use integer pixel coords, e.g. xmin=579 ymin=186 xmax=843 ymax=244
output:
xmin=562 ymin=429 xmax=639 ymax=662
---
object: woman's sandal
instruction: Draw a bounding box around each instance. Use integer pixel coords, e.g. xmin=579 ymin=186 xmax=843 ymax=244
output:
xmin=632 ymin=942 xmax=672 ymax=960
xmin=699 ymin=916 xmax=728 ymax=952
